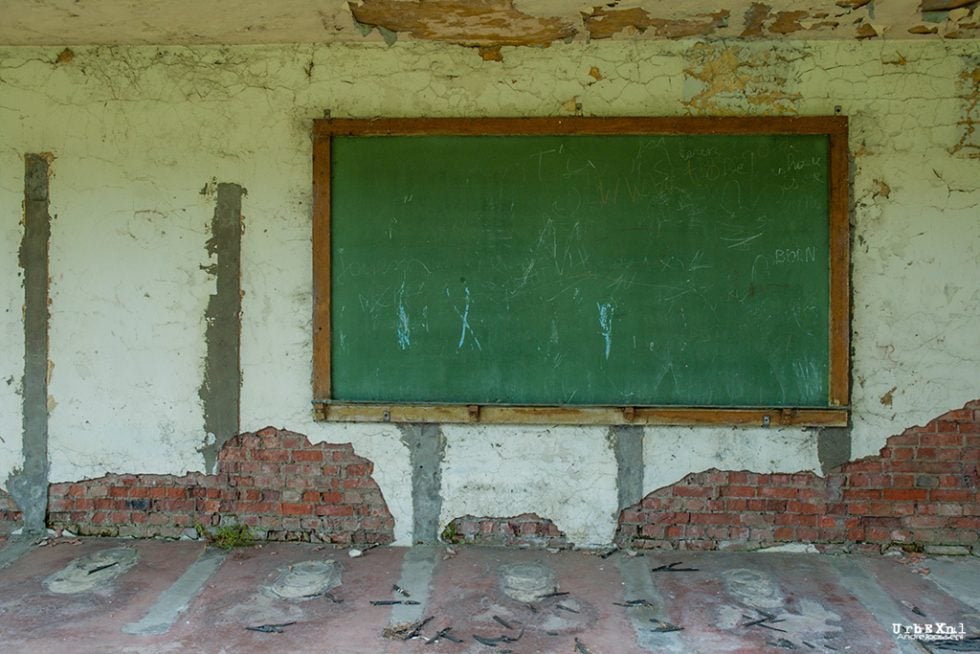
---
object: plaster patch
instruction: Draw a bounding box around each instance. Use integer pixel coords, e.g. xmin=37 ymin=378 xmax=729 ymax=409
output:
xmin=722 ymin=567 xmax=785 ymax=609
xmin=265 ymin=559 xmax=341 ymax=600
xmin=43 ymin=546 xmax=139 ymax=594
xmin=717 ymin=569 xmax=843 ymax=646
xmin=499 ymin=561 xmax=555 ymax=602
xmin=214 ymin=590 xmax=304 ymax=629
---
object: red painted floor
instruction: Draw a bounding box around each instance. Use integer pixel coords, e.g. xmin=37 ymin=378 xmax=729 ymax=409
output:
xmin=0 ymin=539 xmax=977 ymax=654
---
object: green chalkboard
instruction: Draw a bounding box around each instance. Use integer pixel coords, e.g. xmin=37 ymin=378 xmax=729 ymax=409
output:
xmin=314 ymin=118 xmax=850 ymax=419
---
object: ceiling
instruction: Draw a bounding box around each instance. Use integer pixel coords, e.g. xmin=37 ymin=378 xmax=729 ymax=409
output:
xmin=0 ymin=0 xmax=976 ymax=48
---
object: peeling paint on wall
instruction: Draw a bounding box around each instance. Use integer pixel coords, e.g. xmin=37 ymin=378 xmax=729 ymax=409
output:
xmin=683 ymin=42 xmax=806 ymax=114
xmin=1 ymin=0 xmax=977 ymax=45
xmin=583 ymin=6 xmax=730 ymax=40
xmin=921 ymin=0 xmax=977 ymax=12
xmin=742 ymin=3 xmax=773 ymax=37
xmin=741 ymin=5 xmax=845 ymax=38
xmin=350 ymin=0 xmax=576 ymax=47
xmin=951 ymin=56 xmax=980 ymax=157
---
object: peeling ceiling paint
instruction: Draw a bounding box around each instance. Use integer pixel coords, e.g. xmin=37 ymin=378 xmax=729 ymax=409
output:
xmin=350 ymin=0 xmax=576 ymax=47
xmin=0 ymin=0 xmax=976 ymax=46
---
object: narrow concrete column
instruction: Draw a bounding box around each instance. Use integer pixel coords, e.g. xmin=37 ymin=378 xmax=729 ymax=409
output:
xmin=611 ymin=425 xmax=644 ymax=512
xmin=199 ymin=184 xmax=244 ymax=472
xmin=818 ymin=427 xmax=851 ymax=474
xmin=9 ymin=154 xmax=52 ymax=536
xmin=398 ymin=424 xmax=445 ymax=544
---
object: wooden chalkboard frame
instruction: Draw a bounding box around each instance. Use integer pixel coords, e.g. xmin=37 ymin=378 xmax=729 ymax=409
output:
xmin=311 ymin=116 xmax=850 ymax=427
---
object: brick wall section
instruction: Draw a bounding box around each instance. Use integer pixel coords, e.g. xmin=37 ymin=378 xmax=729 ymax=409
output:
xmin=616 ymin=400 xmax=980 ymax=552
xmin=0 ymin=489 xmax=21 ymax=534
xmin=46 ymin=427 xmax=394 ymax=544
xmin=442 ymin=513 xmax=570 ymax=549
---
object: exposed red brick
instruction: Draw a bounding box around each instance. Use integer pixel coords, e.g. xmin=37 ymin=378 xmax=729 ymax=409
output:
xmin=46 ymin=427 xmax=394 ymax=544
xmin=293 ymin=449 xmax=324 ymax=463
xmin=616 ymin=401 xmax=980 ymax=553
xmin=442 ymin=512 xmax=569 ymax=549
xmin=882 ymin=488 xmax=928 ymax=502
xmin=672 ymin=484 xmax=715 ymax=498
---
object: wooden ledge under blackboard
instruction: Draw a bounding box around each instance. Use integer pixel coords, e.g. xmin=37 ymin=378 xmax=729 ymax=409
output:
xmin=312 ymin=402 xmax=848 ymax=428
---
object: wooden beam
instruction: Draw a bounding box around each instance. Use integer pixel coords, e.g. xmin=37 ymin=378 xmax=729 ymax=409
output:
xmin=315 ymin=115 xmax=849 ymax=138
xmin=312 ymin=133 xmax=332 ymax=401
xmin=314 ymin=402 xmax=849 ymax=427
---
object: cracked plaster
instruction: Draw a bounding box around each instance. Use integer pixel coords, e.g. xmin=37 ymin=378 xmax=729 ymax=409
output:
xmin=0 ymin=38 xmax=977 ymax=544
xmin=0 ymin=1 xmax=977 ymax=46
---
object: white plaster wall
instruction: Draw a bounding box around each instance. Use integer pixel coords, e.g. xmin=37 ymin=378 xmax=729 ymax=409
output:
xmin=0 ymin=147 xmax=25 ymax=489
xmin=45 ymin=157 xmax=211 ymax=479
xmin=0 ymin=39 xmax=977 ymax=543
xmin=807 ymin=43 xmax=980 ymax=459
xmin=440 ymin=425 xmax=619 ymax=547
xmin=642 ymin=427 xmax=824 ymax=494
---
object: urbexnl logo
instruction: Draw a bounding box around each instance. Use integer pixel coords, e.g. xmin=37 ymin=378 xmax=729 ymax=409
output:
xmin=893 ymin=622 xmax=966 ymax=642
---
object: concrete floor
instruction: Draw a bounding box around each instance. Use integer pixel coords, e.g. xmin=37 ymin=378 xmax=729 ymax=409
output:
xmin=0 ymin=536 xmax=978 ymax=653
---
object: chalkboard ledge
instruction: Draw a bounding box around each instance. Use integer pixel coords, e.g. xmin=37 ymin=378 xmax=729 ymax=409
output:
xmin=313 ymin=402 xmax=848 ymax=428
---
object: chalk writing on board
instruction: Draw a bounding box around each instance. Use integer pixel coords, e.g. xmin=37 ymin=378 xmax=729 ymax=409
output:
xmin=338 ymin=258 xmax=432 ymax=280
xmin=774 ymin=247 xmax=817 ymax=264
xmin=396 ymin=282 xmax=410 ymax=350
xmin=597 ymin=302 xmax=615 ymax=360
xmin=455 ymin=286 xmax=481 ymax=351
xmin=721 ymin=232 xmax=764 ymax=249
xmin=508 ymin=259 xmax=536 ymax=297
xmin=776 ymin=156 xmax=823 ymax=176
